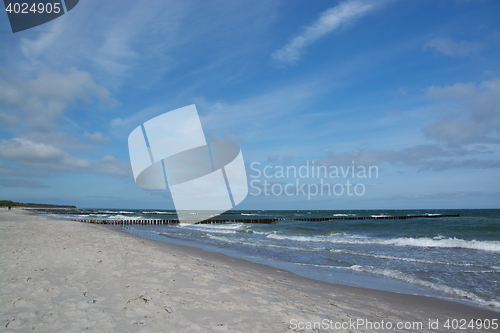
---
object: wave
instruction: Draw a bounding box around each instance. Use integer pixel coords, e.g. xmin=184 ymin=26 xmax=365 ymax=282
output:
xmin=206 ymin=230 xmax=237 ymax=234
xmin=247 ymin=230 xmax=276 ymax=235
xmin=107 ymin=214 xmax=142 ymax=220
xmin=144 ymin=211 xmax=176 ymax=214
xmin=266 ymin=233 xmax=500 ymax=252
xmin=266 ymin=233 xmax=345 ymax=243
xmin=184 ymin=223 xmax=247 ymax=230
xmin=98 ymin=210 xmax=135 ymax=214
xmin=205 ymin=234 xmax=327 ymax=253
xmin=374 ymin=237 xmax=500 ymax=252
xmin=179 ymin=223 xmax=249 ymax=234
xmin=349 ymin=265 xmax=500 ymax=309
xmin=328 ymin=249 xmax=499 ymax=269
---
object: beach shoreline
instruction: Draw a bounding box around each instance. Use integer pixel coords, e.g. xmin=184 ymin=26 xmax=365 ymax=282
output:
xmin=1 ymin=209 xmax=498 ymax=332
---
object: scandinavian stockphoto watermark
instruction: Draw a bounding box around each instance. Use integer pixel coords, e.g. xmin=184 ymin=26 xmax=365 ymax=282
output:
xmin=128 ymin=105 xmax=248 ymax=224
xmin=4 ymin=0 xmax=80 ymax=33
xmin=289 ymin=318 xmax=499 ymax=331
xmin=249 ymin=161 xmax=378 ymax=199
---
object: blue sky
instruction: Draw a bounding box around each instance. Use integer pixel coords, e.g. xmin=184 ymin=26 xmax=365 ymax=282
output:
xmin=1 ymin=0 xmax=499 ymax=210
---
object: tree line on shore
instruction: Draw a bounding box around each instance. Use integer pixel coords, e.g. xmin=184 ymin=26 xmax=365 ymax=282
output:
xmin=0 ymin=200 xmax=76 ymax=208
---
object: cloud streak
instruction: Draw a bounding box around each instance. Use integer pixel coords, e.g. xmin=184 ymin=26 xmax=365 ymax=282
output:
xmin=83 ymin=131 xmax=111 ymax=144
xmin=0 ymin=138 xmax=130 ymax=178
xmin=423 ymin=78 xmax=500 ymax=145
xmin=0 ymin=67 xmax=117 ymax=131
xmin=0 ymin=111 xmax=18 ymax=126
xmin=425 ymin=37 xmax=483 ymax=58
xmin=314 ymin=144 xmax=500 ymax=171
xmin=271 ymin=0 xmax=378 ymax=65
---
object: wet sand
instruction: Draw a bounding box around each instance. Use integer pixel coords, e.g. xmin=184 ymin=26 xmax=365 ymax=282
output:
xmin=1 ymin=209 xmax=498 ymax=332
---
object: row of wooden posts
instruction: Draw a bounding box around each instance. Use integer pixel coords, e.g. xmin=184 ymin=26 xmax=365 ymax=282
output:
xmin=72 ymin=214 xmax=459 ymax=225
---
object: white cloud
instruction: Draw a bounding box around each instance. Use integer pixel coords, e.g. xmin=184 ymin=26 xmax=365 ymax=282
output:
xmin=425 ymin=37 xmax=483 ymax=58
xmin=422 ymin=118 xmax=497 ymax=145
xmin=110 ymin=117 xmax=124 ymax=127
xmin=206 ymin=132 xmax=243 ymax=144
xmin=19 ymin=18 xmax=65 ymax=63
xmin=271 ymin=0 xmax=378 ymax=65
xmin=314 ymin=78 xmax=500 ymax=171
xmin=427 ymin=81 xmax=476 ymax=99
xmin=22 ymin=131 xmax=97 ymax=151
xmin=0 ymin=67 xmax=117 ymax=131
xmin=423 ymin=78 xmax=500 ymax=145
xmin=83 ymin=131 xmax=111 ymax=144
xmin=200 ymin=79 xmax=325 ymax=133
xmin=109 ymin=103 xmax=171 ymax=131
xmin=0 ymin=138 xmax=130 ymax=178
xmin=0 ymin=138 xmax=68 ymax=164
xmin=14 ymin=0 xmax=280 ymax=88
xmin=314 ymin=145 xmax=500 ymax=171
xmin=0 ymin=110 xmax=18 ymax=126
xmin=93 ymin=155 xmax=131 ymax=178
xmin=16 ymin=0 xmax=191 ymax=83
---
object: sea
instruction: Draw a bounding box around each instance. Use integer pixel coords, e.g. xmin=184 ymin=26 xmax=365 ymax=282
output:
xmin=38 ymin=208 xmax=500 ymax=311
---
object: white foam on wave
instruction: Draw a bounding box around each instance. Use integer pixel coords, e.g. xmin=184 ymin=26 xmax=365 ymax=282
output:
xmin=108 ymin=214 xmax=142 ymax=220
xmin=249 ymin=230 xmax=275 ymax=235
xmin=179 ymin=222 xmax=248 ymax=234
xmin=99 ymin=210 xmax=134 ymax=214
xmin=267 ymin=233 xmax=500 ymax=252
xmin=266 ymin=232 xmax=357 ymax=243
xmin=375 ymin=237 xmax=500 ymax=252
xmin=328 ymin=249 xmax=497 ymax=269
xmin=144 ymin=211 xmax=176 ymax=214
xmin=349 ymin=265 xmax=500 ymax=309
xmin=205 ymin=234 xmax=325 ymax=253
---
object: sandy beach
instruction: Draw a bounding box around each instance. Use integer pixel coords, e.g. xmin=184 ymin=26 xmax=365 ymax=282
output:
xmin=1 ymin=209 xmax=498 ymax=332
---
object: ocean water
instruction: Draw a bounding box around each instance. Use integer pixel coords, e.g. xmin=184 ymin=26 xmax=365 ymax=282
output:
xmin=40 ymin=208 xmax=500 ymax=311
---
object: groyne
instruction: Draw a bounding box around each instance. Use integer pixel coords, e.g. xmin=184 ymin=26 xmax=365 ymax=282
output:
xmin=72 ymin=214 xmax=460 ymax=225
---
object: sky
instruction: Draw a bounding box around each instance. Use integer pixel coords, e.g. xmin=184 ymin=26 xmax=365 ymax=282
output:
xmin=0 ymin=0 xmax=499 ymax=210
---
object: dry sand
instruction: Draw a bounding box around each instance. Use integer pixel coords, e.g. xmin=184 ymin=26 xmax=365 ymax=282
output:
xmin=1 ymin=209 xmax=498 ymax=332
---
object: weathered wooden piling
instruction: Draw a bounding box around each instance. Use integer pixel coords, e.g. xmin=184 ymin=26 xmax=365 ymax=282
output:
xmin=71 ymin=214 xmax=459 ymax=225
